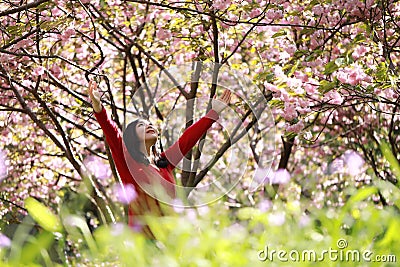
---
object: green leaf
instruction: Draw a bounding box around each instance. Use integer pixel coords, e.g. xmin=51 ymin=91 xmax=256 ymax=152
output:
xmin=324 ymin=61 xmax=339 ymax=75
xmin=287 ymin=60 xmax=300 ymax=76
xmin=376 ymin=219 xmax=400 ymax=247
xmin=19 ymin=231 xmax=54 ymax=264
xmin=346 ymin=186 xmax=378 ymax=206
xmin=36 ymin=2 xmax=53 ymax=10
xmin=376 ymin=62 xmax=388 ymax=81
xmin=380 ymin=140 xmax=400 ymax=186
xmin=271 ymin=30 xmax=286 ymax=38
xmin=353 ymin=33 xmax=366 ymax=43
xmin=318 ymin=80 xmax=337 ymax=93
xmin=25 ymin=197 xmax=62 ymax=233
xmin=237 ymin=207 xmax=259 ymax=220
xmin=299 ymin=28 xmax=315 ymax=35
xmin=294 ymin=49 xmax=308 ymax=58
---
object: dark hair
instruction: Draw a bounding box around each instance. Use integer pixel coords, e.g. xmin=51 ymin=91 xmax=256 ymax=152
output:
xmin=123 ymin=119 xmax=169 ymax=168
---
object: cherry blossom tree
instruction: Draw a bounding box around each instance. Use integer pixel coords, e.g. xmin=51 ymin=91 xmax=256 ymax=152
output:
xmin=0 ymin=0 xmax=399 ymax=231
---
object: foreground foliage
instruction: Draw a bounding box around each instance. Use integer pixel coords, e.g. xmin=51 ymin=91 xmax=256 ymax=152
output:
xmin=0 ymin=179 xmax=399 ymax=267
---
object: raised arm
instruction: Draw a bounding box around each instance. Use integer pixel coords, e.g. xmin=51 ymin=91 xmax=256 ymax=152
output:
xmin=162 ymin=90 xmax=231 ymax=168
xmin=88 ymin=81 xmax=122 ymax=153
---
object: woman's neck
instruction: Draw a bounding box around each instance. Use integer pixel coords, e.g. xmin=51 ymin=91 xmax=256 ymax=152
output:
xmin=139 ymin=141 xmax=153 ymax=158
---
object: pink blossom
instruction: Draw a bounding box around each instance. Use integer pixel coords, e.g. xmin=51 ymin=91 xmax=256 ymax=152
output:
xmin=384 ymin=89 xmax=396 ymax=100
xmin=324 ymin=91 xmax=343 ymax=105
xmin=110 ymin=222 xmax=125 ymax=236
xmin=162 ymin=13 xmax=171 ymax=20
xmin=279 ymin=89 xmax=290 ymax=102
xmin=327 ymin=158 xmax=344 ymax=174
xmin=181 ymin=28 xmax=190 ymax=36
xmin=294 ymin=71 xmax=309 ymax=82
xmin=266 ymin=9 xmax=283 ymax=20
xmin=22 ymin=80 xmax=32 ymax=87
xmin=195 ymin=25 xmax=204 ymax=34
xmin=212 ymin=0 xmax=230 ymax=10
xmin=286 ymin=120 xmax=304 ymax=133
xmin=270 ymin=169 xmax=291 ymax=184
xmin=0 ymin=233 xmax=11 ymax=247
xmin=281 ymin=102 xmax=297 ymax=121
xmin=83 ymin=155 xmax=111 ymax=180
xmin=228 ymin=13 xmax=239 ymax=22
xmin=61 ymin=28 xmax=76 ymax=41
xmin=312 ymin=5 xmax=324 ymax=15
xmin=14 ymin=39 xmax=33 ymax=50
xmin=336 ymin=71 xmax=348 ymax=84
xmin=33 ymin=66 xmax=45 ymax=76
xmin=352 ymin=45 xmax=369 ymax=60
xmin=0 ymin=149 xmax=8 ymax=181
xmin=299 ymin=215 xmax=311 ymax=227
xmin=250 ymin=8 xmax=261 ymax=18
xmin=50 ymin=64 xmax=62 ymax=78
xmin=268 ymin=211 xmax=286 ymax=226
xmin=172 ymin=198 xmax=185 ymax=213
xmin=114 ymin=183 xmax=137 ymax=204
xmin=344 ymin=150 xmax=364 ymax=176
xmin=287 ymin=77 xmax=302 ymax=89
xmin=51 ymin=7 xmax=62 ymax=16
xmin=197 ymin=205 xmax=209 ymax=216
xmin=304 ymin=83 xmax=318 ymax=95
xmin=257 ymin=199 xmax=272 ymax=212
xmin=156 ymin=27 xmax=172 ymax=41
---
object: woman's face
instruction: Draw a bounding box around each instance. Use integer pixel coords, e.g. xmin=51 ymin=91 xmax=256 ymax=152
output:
xmin=135 ymin=119 xmax=158 ymax=144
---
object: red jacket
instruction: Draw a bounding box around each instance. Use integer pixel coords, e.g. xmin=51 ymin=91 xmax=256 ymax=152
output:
xmin=94 ymin=106 xmax=219 ymax=233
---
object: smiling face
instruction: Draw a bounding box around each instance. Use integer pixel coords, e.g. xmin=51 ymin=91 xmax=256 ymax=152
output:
xmin=135 ymin=119 xmax=158 ymax=145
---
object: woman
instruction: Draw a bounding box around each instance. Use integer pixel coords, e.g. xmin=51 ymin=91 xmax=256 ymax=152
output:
xmin=88 ymin=80 xmax=231 ymax=236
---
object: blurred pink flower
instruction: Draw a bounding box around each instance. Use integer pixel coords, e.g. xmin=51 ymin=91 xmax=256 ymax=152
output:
xmin=114 ymin=183 xmax=137 ymax=204
xmin=257 ymin=199 xmax=272 ymax=212
xmin=282 ymin=102 xmax=297 ymax=121
xmin=61 ymin=28 xmax=76 ymax=41
xmin=212 ymin=0 xmax=230 ymax=10
xmin=110 ymin=222 xmax=125 ymax=236
xmin=0 ymin=233 xmax=11 ymax=248
xmin=344 ymin=150 xmax=365 ymax=176
xmin=287 ymin=121 xmax=304 ymax=134
xmin=33 ymin=66 xmax=45 ymax=76
xmin=172 ymin=199 xmax=185 ymax=213
xmin=83 ymin=155 xmax=111 ymax=180
xmin=270 ymin=169 xmax=291 ymax=184
xmin=250 ymin=8 xmax=261 ymax=18
xmin=268 ymin=212 xmax=286 ymax=226
xmin=156 ymin=27 xmax=172 ymax=41
xmin=51 ymin=7 xmax=62 ymax=16
xmin=353 ymin=45 xmax=369 ymax=60
xmin=312 ymin=5 xmax=324 ymax=15
xmin=304 ymin=83 xmax=317 ymax=95
xmin=266 ymin=9 xmax=283 ymax=20
xmin=22 ymin=80 xmax=32 ymax=87
xmin=0 ymin=149 xmax=8 ymax=182
xmin=324 ymin=91 xmax=343 ymax=105
xmin=50 ymin=64 xmax=62 ymax=78
xmin=327 ymin=158 xmax=344 ymax=174
xmin=14 ymin=39 xmax=33 ymax=50
xmin=299 ymin=215 xmax=311 ymax=227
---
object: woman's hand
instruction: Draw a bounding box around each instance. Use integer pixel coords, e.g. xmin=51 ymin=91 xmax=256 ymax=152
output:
xmin=88 ymin=80 xmax=102 ymax=113
xmin=212 ymin=89 xmax=231 ymax=115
